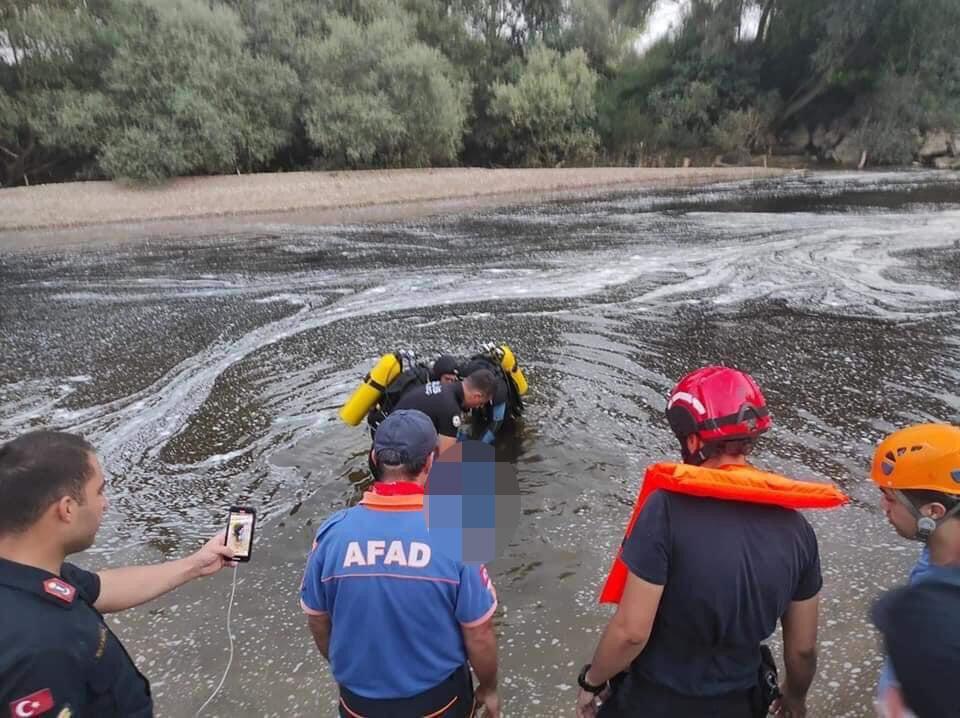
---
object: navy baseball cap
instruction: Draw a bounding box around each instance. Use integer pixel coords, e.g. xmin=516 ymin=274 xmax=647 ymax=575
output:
xmin=872 ymin=578 xmax=960 ymax=717
xmin=373 ymin=410 xmax=438 ymax=465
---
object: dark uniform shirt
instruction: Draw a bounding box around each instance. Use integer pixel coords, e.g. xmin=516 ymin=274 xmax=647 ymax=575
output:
xmin=622 ymin=491 xmax=821 ymax=697
xmin=0 ymin=558 xmax=153 ymax=717
xmin=394 ymin=381 xmax=465 ymax=438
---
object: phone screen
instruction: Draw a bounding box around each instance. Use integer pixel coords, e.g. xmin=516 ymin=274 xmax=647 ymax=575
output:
xmin=226 ymin=507 xmax=256 ymax=561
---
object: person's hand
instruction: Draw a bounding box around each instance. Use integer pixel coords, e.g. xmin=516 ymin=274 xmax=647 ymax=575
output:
xmin=188 ymin=531 xmax=236 ymax=578
xmin=770 ymin=686 xmax=806 ymax=718
xmin=576 ymin=686 xmax=610 ymax=718
xmin=474 ymin=685 xmax=499 ymax=717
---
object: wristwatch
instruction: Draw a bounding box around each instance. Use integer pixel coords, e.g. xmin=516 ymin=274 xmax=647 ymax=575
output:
xmin=577 ymin=664 xmax=607 ymax=694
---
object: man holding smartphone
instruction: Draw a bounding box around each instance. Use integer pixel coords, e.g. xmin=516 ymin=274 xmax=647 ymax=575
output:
xmin=0 ymin=430 xmax=236 ymax=717
xmin=301 ymin=409 xmax=500 ymax=717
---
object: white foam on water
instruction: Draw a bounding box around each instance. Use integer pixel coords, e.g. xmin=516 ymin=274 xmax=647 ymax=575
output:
xmin=3 ymin=171 xmax=959 ymax=560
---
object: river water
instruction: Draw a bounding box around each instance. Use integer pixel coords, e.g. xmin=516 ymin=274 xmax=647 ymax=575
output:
xmin=2 ymin=170 xmax=959 ymax=717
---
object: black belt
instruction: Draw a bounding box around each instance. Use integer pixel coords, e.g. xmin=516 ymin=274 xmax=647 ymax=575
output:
xmin=599 ymin=671 xmax=757 ymax=718
xmin=339 ymin=665 xmax=475 ymax=718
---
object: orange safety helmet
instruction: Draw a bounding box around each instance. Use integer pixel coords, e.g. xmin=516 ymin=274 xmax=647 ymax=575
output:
xmin=871 ymin=424 xmax=960 ymax=494
xmin=871 ymin=424 xmax=960 ymax=541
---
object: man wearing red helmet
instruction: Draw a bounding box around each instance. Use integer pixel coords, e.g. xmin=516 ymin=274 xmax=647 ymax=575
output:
xmin=576 ymin=366 xmax=847 ymax=718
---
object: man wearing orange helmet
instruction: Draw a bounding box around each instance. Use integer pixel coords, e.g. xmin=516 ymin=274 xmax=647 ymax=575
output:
xmin=869 ymin=423 xmax=960 ymax=717
xmin=576 ymin=366 xmax=847 ymax=718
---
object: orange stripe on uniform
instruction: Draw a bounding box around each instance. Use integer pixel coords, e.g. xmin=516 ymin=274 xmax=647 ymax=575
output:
xmin=339 ymin=697 xmax=367 ymax=718
xmin=339 ymin=693 xmax=459 ymax=717
xmin=359 ymin=492 xmax=424 ymax=511
xmin=423 ymin=695 xmax=458 ymax=717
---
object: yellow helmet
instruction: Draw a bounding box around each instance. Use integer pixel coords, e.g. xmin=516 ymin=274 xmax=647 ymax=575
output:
xmin=871 ymin=424 xmax=960 ymax=495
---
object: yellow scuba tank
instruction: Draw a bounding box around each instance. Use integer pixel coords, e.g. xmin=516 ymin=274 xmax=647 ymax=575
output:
xmin=497 ymin=344 xmax=529 ymax=396
xmin=339 ymin=353 xmax=403 ymax=426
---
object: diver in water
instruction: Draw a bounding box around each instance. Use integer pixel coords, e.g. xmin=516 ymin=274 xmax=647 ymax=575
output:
xmin=366 ymin=354 xmax=464 ymax=438
xmin=393 ymin=369 xmax=497 ymax=454
xmin=458 ymin=347 xmax=522 ymax=445
xmin=359 ymin=345 xmax=526 ymax=458
xmin=431 ymin=355 xmax=462 ymax=385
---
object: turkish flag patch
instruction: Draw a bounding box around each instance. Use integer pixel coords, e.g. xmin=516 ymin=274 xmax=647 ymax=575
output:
xmin=42 ymin=578 xmax=76 ymax=604
xmin=9 ymin=688 xmax=55 ymax=717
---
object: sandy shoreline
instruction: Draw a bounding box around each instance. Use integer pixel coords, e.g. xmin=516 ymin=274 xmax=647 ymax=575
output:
xmin=0 ymin=166 xmax=787 ymax=250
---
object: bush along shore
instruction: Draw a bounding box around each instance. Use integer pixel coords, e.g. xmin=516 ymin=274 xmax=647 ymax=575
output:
xmin=767 ymin=125 xmax=960 ymax=171
xmin=2 ymin=0 xmax=958 ymax=187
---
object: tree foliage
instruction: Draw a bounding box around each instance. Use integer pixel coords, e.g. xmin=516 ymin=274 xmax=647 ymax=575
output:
xmin=490 ymin=46 xmax=599 ymax=166
xmin=299 ymin=9 xmax=470 ymax=167
xmin=1 ymin=0 xmax=959 ymax=185
xmin=0 ymin=0 xmax=117 ymax=184
xmin=599 ymin=0 xmax=960 ymax=161
xmin=96 ymin=0 xmax=298 ymax=182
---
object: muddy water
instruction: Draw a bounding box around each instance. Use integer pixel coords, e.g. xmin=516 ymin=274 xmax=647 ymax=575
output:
xmin=1 ymin=171 xmax=959 ymax=717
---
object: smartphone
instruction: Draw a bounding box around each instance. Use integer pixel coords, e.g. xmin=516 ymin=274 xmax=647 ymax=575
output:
xmin=225 ymin=506 xmax=256 ymax=562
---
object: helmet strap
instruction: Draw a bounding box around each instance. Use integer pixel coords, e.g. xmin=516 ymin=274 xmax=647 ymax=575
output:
xmin=680 ymin=437 xmax=714 ymax=466
xmin=894 ymin=490 xmax=960 ymax=542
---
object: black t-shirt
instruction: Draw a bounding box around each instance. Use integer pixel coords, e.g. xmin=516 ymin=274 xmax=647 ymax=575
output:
xmin=0 ymin=558 xmax=153 ymax=717
xmin=621 ymin=491 xmax=822 ymax=697
xmin=394 ymin=381 xmax=465 ymax=437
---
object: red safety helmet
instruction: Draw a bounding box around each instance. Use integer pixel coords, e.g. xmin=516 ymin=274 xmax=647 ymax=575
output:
xmin=666 ymin=366 xmax=771 ymax=447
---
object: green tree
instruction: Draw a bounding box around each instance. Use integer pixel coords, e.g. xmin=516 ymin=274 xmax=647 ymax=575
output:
xmin=92 ymin=0 xmax=298 ymax=182
xmin=542 ymin=0 xmax=640 ymax=72
xmin=0 ymin=0 xmax=116 ymax=186
xmin=299 ymin=9 xmax=469 ymax=167
xmin=489 ymin=46 xmax=599 ymax=166
xmin=754 ymin=0 xmax=959 ymax=129
xmin=227 ymin=0 xmax=327 ymax=68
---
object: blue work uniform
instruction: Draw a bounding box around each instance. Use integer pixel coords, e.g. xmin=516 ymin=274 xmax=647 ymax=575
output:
xmin=0 ymin=558 xmax=152 ymax=717
xmin=300 ymin=486 xmax=497 ymax=715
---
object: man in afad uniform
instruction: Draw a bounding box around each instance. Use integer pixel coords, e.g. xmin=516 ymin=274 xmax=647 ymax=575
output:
xmin=394 ymin=368 xmax=497 ymax=453
xmin=301 ymin=410 xmax=500 ymax=718
xmin=0 ymin=431 xmax=236 ymax=717
xmin=577 ymin=367 xmax=845 ymax=718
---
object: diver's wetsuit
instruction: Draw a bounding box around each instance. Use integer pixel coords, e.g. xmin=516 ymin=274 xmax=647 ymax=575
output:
xmin=367 ymin=365 xmax=431 ymax=438
xmin=460 ymin=357 xmax=512 ymax=444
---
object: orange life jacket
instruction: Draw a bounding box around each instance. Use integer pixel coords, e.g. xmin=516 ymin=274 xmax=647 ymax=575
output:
xmin=599 ymin=462 xmax=848 ymax=604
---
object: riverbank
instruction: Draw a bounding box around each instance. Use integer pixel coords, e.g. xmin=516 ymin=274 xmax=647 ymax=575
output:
xmin=0 ymin=167 xmax=786 ymax=250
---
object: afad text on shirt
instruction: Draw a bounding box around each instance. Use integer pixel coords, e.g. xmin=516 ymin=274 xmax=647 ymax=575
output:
xmin=343 ymin=540 xmax=431 ymax=568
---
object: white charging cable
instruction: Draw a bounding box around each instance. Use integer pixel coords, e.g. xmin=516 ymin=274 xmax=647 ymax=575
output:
xmin=195 ymin=564 xmax=239 ymax=717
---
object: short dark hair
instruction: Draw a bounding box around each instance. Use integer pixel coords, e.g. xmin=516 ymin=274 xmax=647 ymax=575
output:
xmin=375 ymin=448 xmax=430 ymax=479
xmin=0 ymin=431 xmax=96 ymax=535
xmin=464 ymin=368 xmax=497 ymax=399
xmin=903 ymin=489 xmax=960 ymax=513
